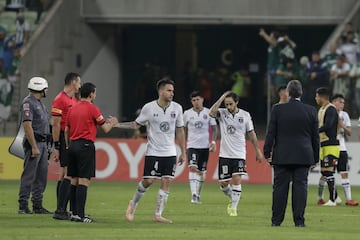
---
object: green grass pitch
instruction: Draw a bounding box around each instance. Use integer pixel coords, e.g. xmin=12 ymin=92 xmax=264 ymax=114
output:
xmin=0 ymin=180 xmax=359 ymax=240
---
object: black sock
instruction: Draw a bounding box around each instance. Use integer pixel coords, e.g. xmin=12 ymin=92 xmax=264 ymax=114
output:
xmin=57 ymin=178 xmax=70 ymax=212
xmin=76 ymin=185 xmax=87 ymax=218
xmin=56 ymin=180 xmax=62 ymax=200
xmin=70 ymin=184 xmax=77 ymax=215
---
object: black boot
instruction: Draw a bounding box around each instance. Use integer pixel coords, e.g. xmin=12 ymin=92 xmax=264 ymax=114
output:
xmin=18 ymin=201 xmax=32 ymax=214
xmin=32 ymin=201 xmax=53 ymax=214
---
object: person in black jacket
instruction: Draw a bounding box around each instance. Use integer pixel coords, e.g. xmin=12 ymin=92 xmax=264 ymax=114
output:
xmin=264 ymin=80 xmax=319 ymax=227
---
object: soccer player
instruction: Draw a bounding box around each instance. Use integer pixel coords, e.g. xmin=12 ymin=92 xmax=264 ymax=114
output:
xmin=51 ymin=72 xmax=81 ymax=220
xmin=209 ymin=91 xmax=263 ymax=217
xmin=116 ymin=78 xmax=186 ymax=223
xmin=315 ymin=87 xmax=340 ymax=206
xmin=317 ymin=94 xmax=358 ymax=206
xmin=65 ymin=82 xmax=118 ymax=222
xmin=183 ymin=91 xmax=218 ymax=204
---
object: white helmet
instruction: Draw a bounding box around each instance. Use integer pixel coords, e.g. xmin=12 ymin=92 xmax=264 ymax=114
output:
xmin=28 ymin=77 xmax=48 ymax=91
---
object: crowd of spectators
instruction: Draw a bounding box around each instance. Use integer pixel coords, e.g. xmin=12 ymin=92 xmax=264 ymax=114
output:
xmin=261 ymin=23 xmax=360 ymax=117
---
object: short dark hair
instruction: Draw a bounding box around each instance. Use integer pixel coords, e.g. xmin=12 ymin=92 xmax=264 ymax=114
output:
xmin=225 ymin=91 xmax=239 ymax=102
xmin=277 ymin=85 xmax=287 ymax=93
xmin=156 ymin=78 xmax=174 ymax=91
xmin=331 ymin=93 xmax=345 ymax=101
xmin=190 ymin=90 xmax=202 ymax=99
xmin=64 ymin=72 xmax=80 ymax=86
xmin=316 ymin=87 xmax=331 ymax=99
xmin=286 ymin=80 xmax=302 ymax=98
xmin=80 ymin=82 xmax=96 ymax=98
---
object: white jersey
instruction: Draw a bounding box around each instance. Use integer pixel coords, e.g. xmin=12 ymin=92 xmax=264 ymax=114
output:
xmin=183 ymin=107 xmax=217 ymax=149
xmin=217 ymin=108 xmax=254 ymax=159
xmin=136 ymin=100 xmax=184 ymax=156
xmin=339 ymin=110 xmax=351 ymax=151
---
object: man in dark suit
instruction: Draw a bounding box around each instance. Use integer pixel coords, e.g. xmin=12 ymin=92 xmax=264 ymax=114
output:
xmin=264 ymin=80 xmax=319 ymax=227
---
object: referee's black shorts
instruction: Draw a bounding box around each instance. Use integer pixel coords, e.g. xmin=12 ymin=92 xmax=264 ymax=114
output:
xmin=67 ymin=139 xmax=96 ymax=179
xmin=59 ymin=131 xmax=70 ymax=167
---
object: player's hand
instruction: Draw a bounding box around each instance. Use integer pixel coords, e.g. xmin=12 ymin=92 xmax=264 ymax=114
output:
xmin=178 ymin=152 xmax=186 ymax=166
xmin=209 ymin=141 xmax=216 ymax=152
xmin=255 ymin=149 xmax=263 ymax=163
xmin=50 ymin=149 xmax=60 ymax=162
xmin=107 ymin=116 xmax=119 ymax=126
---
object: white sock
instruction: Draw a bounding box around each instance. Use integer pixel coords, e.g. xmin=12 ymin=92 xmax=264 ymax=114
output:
xmin=221 ymin=184 xmax=232 ymax=198
xmin=231 ymin=184 xmax=242 ymax=210
xmin=132 ymin=181 xmax=148 ymax=206
xmin=341 ymin=178 xmax=352 ymax=201
xmin=318 ymin=178 xmax=326 ymax=199
xmin=198 ymin=172 xmax=205 ymax=196
xmin=155 ymin=189 xmax=169 ymax=216
xmin=189 ymin=172 xmax=198 ymax=196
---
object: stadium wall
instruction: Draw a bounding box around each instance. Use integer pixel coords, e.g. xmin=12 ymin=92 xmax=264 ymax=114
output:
xmin=2 ymin=138 xmax=360 ymax=185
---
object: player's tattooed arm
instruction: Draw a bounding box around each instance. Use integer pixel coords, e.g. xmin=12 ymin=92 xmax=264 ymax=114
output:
xmin=114 ymin=121 xmax=140 ymax=129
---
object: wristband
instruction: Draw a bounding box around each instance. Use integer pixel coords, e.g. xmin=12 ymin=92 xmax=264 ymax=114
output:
xmin=211 ymin=141 xmax=216 ymax=144
xmin=54 ymin=141 xmax=60 ymax=150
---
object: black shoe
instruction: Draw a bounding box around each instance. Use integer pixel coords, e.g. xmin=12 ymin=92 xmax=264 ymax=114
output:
xmin=33 ymin=207 xmax=53 ymax=214
xmin=18 ymin=207 xmax=33 ymax=214
xmin=271 ymin=223 xmax=280 ymax=227
xmin=72 ymin=215 xmax=94 ymax=223
xmin=53 ymin=211 xmax=71 ymax=220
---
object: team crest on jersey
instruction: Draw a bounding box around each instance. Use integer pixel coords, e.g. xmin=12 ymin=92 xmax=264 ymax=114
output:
xmin=226 ymin=125 xmax=236 ymax=134
xmin=195 ymin=121 xmax=203 ymax=128
xmin=203 ymin=114 xmax=208 ymax=120
xmin=239 ymin=117 xmax=243 ymax=123
xmin=160 ymin=122 xmax=170 ymax=132
xmin=171 ymin=111 xmax=176 ymax=118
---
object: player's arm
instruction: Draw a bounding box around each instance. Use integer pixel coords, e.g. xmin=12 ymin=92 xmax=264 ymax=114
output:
xmin=176 ymin=127 xmax=186 ymax=165
xmin=248 ymin=130 xmax=263 ymax=163
xmin=64 ymin=126 xmax=70 ymax=149
xmin=319 ymin=108 xmax=337 ymax=132
xmin=209 ymin=91 xmax=232 ymax=118
xmin=209 ymin=125 xmax=218 ymax=152
xmin=23 ymin=120 xmax=40 ymax=158
xmin=50 ymin=115 xmax=61 ymax=161
xmin=114 ymin=121 xmax=141 ymax=129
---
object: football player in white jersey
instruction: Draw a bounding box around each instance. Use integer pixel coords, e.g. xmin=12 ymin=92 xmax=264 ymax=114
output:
xmin=209 ymin=91 xmax=263 ymax=216
xmin=184 ymin=91 xmax=218 ymax=204
xmin=115 ymin=78 xmax=186 ymax=223
xmin=318 ymin=94 xmax=358 ymax=206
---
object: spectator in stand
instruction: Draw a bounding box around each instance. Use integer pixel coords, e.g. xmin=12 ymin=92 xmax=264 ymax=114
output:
xmin=275 ymin=58 xmax=298 ymax=89
xmin=340 ymin=23 xmax=359 ymax=45
xmin=259 ymin=28 xmax=280 ymax=86
xmin=349 ymin=53 xmax=360 ymax=116
xmin=330 ymin=54 xmax=350 ymax=102
xmin=337 ymin=31 xmax=360 ymax=66
xmin=15 ymin=11 xmax=30 ymax=47
xmin=305 ymin=51 xmax=329 ymax=105
xmin=277 ymin=34 xmax=297 ymax=65
xmin=323 ymin=43 xmax=339 ymax=70
xmin=0 ymin=26 xmax=7 ymax=51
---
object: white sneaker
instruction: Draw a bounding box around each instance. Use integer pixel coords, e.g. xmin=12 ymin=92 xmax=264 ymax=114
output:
xmin=335 ymin=196 xmax=342 ymax=204
xmin=323 ymin=200 xmax=336 ymax=206
xmin=191 ymin=194 xmax=201 ymax=204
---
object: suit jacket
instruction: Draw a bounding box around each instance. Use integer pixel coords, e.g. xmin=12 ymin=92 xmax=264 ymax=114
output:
xmin=263 ymin=98 xmax=319 ymax=166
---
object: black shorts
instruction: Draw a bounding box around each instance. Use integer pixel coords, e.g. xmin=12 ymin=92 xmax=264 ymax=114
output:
xmin=336 ymin=151 xmax=349 ymax=173
xmin=320 ymin=155 xmax=338 ymax=169
xmin=67 ymin=139 xmax=96 ymax=179
xmin=187 ymin=148 xmax=209 ymax=172
xmin=218 ymin=157 xmax=246 ymax=182
xmin=143 ymin=156 xmax=176 ymax=179
xmin=59 ymin=131 xmax=70 ymax=167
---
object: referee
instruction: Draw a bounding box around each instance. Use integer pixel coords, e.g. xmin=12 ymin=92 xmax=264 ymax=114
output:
xmin=66 ymin=82 xmax=118 ymax=223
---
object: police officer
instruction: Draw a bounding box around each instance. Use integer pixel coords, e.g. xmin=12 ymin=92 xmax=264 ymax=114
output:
xmin=18 ymin=77 xmax=52 ymax=214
